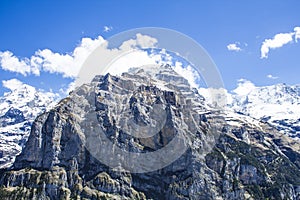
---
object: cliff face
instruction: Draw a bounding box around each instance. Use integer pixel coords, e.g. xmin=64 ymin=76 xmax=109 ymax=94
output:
xmin=0 ymin=65 xmax=299 ymax=200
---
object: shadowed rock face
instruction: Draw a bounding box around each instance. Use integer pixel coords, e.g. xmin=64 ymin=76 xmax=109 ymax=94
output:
xmin=0 ymin=65 xmax=300 ymax=200
xmin=0 ymin=108 xmax=26 ymax=126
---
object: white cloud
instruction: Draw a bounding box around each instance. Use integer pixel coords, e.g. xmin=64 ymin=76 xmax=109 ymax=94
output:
xmin=0 ymin=33 xmax=202 ymax=93
xmin=233 ymin=79 xmax=256 ymax=96
xmin=106 ymin=51 xmax=158 ymax=75
xmin=36 ymin=36 xmax=106 ymax=77
xmin=119 ymin=33 xmax=158 ymax=50
xmin=90 ymin=45 xmax=202 ymax=91
xmin=0 ymin=33 xmax=161 ymax=82
xmin=260 ymin=26 xmax=300 ymax=59
xmin=260 ymin=33 xmax=294 ymax=58
xmin=0 ymin=51 xmax=39 ymax=76
xmin=173 ymin=62 xmax=199 ymax=88
xmin=34 ymin=49 xmax=74 ymax=77
xmin=227 ymin=43 xmax=242 ymax=52
xmin=74 ymin=34 xmax=162 ymax=87
xmin=198 ymin=87 xmax=230 ymax=107
xmin=2 ymin=78 xmax=24 ymax=91
xmin=104 ymin=47 xmax=201 ymax=90
xmin=103 ymin=26 xmax=113 ymax=32
xmin=0 ymin=36 xmax=105 ymax=78
xmin=267 ymin=74 xmax=279 ymax=79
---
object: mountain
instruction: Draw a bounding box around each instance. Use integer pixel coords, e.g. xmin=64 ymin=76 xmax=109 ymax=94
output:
xmin=228 ymin=79 xmax=300 ymax=139
xmin=0 ymin=65 xmax=299 ymax=199
xmin=0 ymin=81 xmax=58 ymax=168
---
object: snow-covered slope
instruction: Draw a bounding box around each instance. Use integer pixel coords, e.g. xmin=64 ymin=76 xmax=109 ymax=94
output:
xmin=204 ymin=79 xmax=300 ymax=139
xmin=0 ymin=80 xmax=58 ymax=168
xmin=230 ymin=79 xmax=300 ymax=120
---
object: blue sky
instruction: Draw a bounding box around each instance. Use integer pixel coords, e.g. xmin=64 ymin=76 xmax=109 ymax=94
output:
xmin=0 ymin=0 xmax=300 ymax=96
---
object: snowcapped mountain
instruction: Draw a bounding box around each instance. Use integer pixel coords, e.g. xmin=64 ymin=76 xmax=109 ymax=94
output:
xmin=224 ymin=79 xmax=300 ymax=139
xmin=1 ymin=70 xmax=300 ymax=172
xmin=0 ymin=65 xmax=299 ymax=199
xmin=0 ymin=79 xmax=58 ymax=168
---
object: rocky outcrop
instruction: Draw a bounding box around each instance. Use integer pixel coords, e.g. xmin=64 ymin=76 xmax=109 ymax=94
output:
xmin=0 ymin=65 xmax=299 ymax=199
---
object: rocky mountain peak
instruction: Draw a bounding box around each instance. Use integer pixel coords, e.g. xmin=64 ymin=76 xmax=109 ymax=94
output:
xmin=0 ymin=66 xmax=299 ymax=199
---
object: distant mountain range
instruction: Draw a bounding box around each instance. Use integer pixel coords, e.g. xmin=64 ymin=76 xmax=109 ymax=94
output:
xmin=0 ymin=82 xmax=58 ymax=168
xmin=199 ymin=79 xmax=300 ymax=139
xmin=228 ymin=80 xmax=300 ymax=138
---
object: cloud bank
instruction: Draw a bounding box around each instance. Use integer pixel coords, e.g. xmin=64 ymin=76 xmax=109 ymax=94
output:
xmin=0 ymin=36 xmax=105 ymax=77
xmin=233 ymin=79 xmax=256 ymax=96
xmin=0 ymin=33 xmax=159 ymax=80
xmin=0 ymin=33 xmax=202 ymax=94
